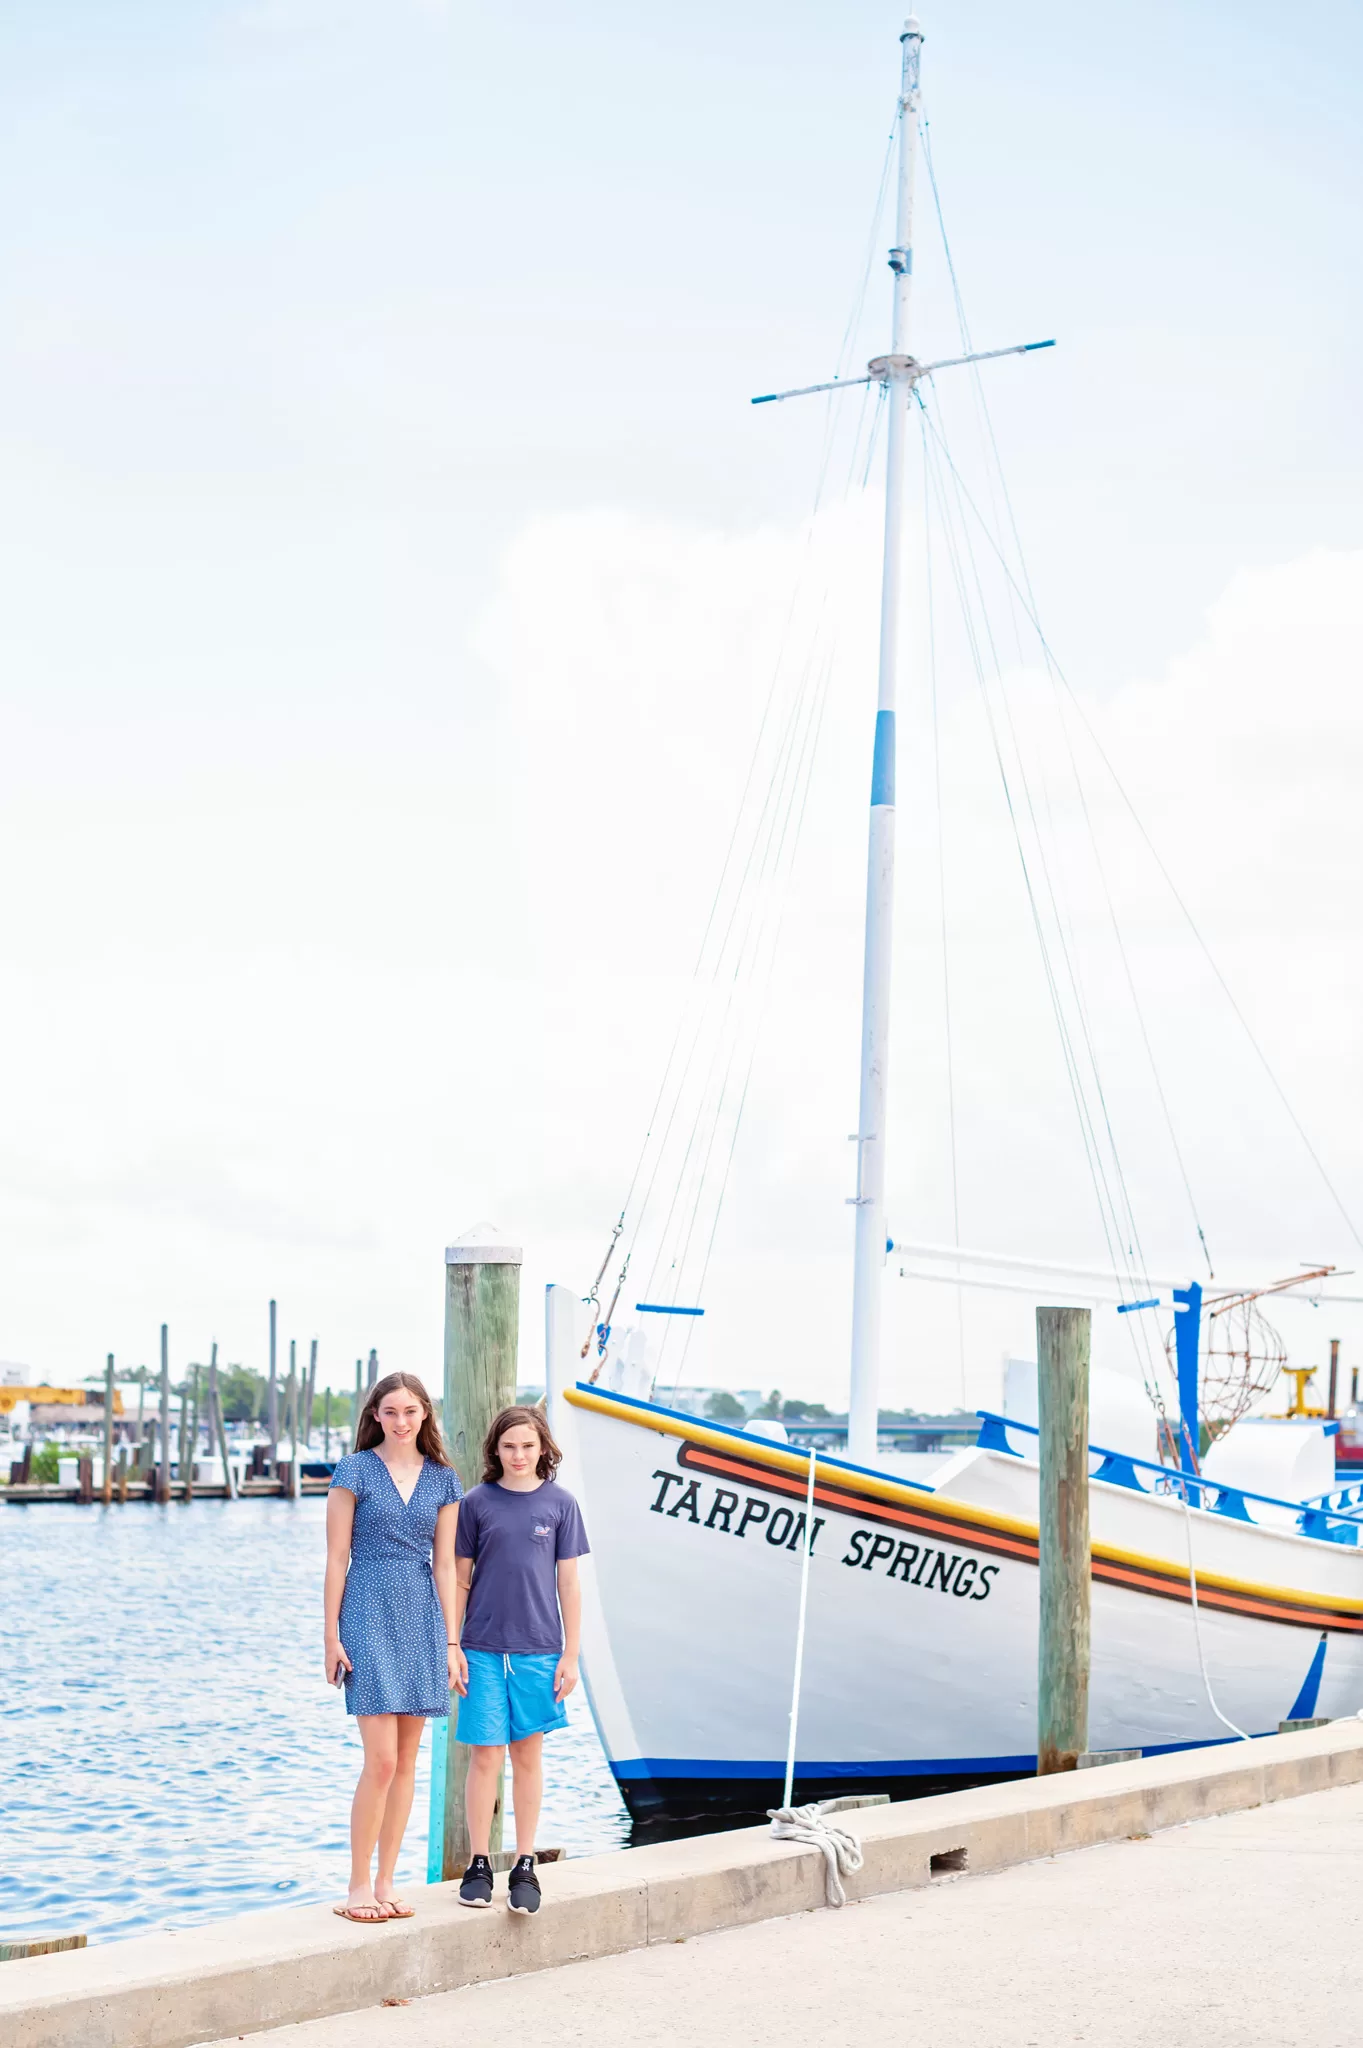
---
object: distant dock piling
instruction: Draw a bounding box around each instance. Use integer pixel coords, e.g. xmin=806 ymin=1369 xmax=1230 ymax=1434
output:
xmin=1036 ymin=1304 xmax=1091 ymax=1775
xmin=101 ymin=1355 xmax=115 ymax=1506
xmin=306 ymin=1339 xmax=318 ymax=1447
xmin=267 ymin=1300 xmax=279 ymax=1475
xmin=157 ymin=1325 xmax=172 ymax=1505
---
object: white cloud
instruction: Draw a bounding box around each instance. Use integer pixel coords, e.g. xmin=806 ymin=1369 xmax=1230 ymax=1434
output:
xmin=2 ymin=494 xmax=1359 ymax=1422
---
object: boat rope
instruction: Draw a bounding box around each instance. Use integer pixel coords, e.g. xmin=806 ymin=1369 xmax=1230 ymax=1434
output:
xmin=1178 ymin=1477 xmax=1252 ymax=1742
xmin=781 ymin=1442 xmax=819 ymax=1807
xmin=767 ymin=1802 xmax=865 ymax=1908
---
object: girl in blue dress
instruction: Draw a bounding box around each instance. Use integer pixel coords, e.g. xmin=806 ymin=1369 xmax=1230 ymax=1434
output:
xmin=324 ymin=1371 xmax=462 ymax=1922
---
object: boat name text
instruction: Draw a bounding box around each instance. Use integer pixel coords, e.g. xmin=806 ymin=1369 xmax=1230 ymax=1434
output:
xmin=648 ymin=1469 xmax=999 ymax=1599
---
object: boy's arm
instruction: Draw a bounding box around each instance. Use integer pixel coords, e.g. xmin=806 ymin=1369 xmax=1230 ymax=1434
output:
xmin=554 ymin=1557 xmax=581 ymax=1701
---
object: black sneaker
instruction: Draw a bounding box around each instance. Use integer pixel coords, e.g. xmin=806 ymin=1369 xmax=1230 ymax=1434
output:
xmin=507 ymin=1855 xmax=541 ymax=1916
xmin=458 ymin=1855 xmax=493 ymax=1908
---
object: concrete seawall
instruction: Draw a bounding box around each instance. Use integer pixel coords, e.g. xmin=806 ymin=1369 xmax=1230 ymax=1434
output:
xmin=5 ymin=1721 xmax=1362 ymax=2048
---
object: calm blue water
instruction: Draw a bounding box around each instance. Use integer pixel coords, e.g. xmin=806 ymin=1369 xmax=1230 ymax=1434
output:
xmin=0 ymin=1500 xmax=630 ymax=1945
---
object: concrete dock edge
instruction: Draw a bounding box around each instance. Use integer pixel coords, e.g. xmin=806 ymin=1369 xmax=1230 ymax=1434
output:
xmin=5 ymin=1722 xmax=1362 ymax=2048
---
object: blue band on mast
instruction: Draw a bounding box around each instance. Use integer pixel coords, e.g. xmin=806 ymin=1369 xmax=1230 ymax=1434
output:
xmin=871 ymin=709 xmax=896 ymax=807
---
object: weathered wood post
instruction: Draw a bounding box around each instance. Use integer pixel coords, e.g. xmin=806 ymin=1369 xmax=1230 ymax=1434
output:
xmin=353 ymin=1360 xmax=363 ymax=1442
xmin=1036 ymin=1305 xmax=1091 ymax=1775
xmin=181 ymin=1366 xmax=198 ymax=1502
xmin=367 ymin=1348 xmax=379 ymax=1392
xmin=209 ymin=1343 xmax=237 ymax=1500
xmin=157 ymin=1325 xmax=172 ymax=1504
xmin=289 ymin=1340 xmax=303 ymax=1500
xmin=324 ymin=1386 xmax=332 ymax=1461
xmin=267 ymin=1300 xmax=279 ymax=1473
xmin=101 ymin=1355 xmax=115 ymax=1505
xmin=306 ymin=1338 xmax=318 ymax=1448
xmin=435 ymin=1224 xmax=522 ymax=1879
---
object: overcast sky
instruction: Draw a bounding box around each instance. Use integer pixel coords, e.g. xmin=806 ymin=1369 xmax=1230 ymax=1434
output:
xmin=2 ymin=1 xmax=1361 ymax=1414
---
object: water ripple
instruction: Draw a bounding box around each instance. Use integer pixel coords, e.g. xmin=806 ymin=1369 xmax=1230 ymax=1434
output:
xmin=1 ymin=1499 xmax=629 ymax=1943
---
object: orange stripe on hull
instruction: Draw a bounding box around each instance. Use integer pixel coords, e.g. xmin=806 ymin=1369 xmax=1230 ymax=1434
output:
xmin=675 ymin=1438 xmax=1363 ymax=1634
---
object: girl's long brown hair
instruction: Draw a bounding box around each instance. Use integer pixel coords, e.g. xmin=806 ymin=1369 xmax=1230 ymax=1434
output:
xmin=354 ymin=1372 xmax=452 ymax=1466
xmin=481 ymin=1405 xmax=562 ymax=1485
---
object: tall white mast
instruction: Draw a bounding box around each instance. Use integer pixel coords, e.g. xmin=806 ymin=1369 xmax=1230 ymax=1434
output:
xmin=847 ymin=19 xmax=923 ymax=1464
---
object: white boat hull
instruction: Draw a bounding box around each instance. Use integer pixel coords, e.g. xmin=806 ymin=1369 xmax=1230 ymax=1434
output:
xmin=552 ymin=1379 xmax=1363 ymax=1822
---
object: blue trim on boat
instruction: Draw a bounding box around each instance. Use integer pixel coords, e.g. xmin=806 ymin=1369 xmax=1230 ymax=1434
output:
xmin=635 ymin=1303 xmax=704 ymax=1316
xmin=610 ymin=1753 xmax=1038 ymax=1782
xmin=1286 ymin=1634 xmax=1328 ymax=1722
xmin=572 ymin=1383 xmax=936 ymax=1494
xmin=607 ymin=1731 xmax=1273 ymax=1784
xmin=976 ymin=1408 xmax=1363 ymax=1536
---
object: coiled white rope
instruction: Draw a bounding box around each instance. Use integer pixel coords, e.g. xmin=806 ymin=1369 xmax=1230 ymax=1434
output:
xmin=767 ymin=1801 xmax=865 ymax=1907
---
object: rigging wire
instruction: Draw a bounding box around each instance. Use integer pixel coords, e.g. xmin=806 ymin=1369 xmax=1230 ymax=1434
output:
xmin=584 ymin=117 xmax=902 ymax=1361
xmin=912 ymin=407 xmax=1363 ymax=1261
xmin=669 ymin=646 xmax=838 ymax=1390
xmin=921 ymin=115 xmax=1216 ymax=1281
xmin=918 ymin=398 xmax=1167 ymax=1401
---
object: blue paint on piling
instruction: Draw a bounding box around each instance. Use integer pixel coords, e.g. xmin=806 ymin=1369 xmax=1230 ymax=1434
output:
xmin=870 ymin=709 xmax=896 ymax=807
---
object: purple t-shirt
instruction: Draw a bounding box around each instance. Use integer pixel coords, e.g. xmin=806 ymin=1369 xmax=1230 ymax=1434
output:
xmin=456 ymin=1480 xmax=590 ymax=1655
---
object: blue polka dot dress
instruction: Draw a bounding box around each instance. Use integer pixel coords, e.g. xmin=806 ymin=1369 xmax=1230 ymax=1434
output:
xmin=329 ymin=1450 xmax=464 ymax=1717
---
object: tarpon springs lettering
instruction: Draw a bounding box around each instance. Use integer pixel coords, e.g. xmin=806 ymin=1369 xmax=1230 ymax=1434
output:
xmin=648 ymin=1469 xmax=825 ymax=1552
xmin=841 ymin=1526 xmax=999 ymax=1601
xmin=647 ymin=1469 xmax=999 ymax=1600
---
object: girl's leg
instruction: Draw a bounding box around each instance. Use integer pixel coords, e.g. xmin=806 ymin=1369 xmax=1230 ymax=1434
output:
xmin=348 ymin=1716 xmax=398 ymax=1908
xmin=374 ymin=1716 xmax=425 ymax=1907
xmin=465 ymin=1745 xmax=505 ymax=1858
xmin=507 ymin=1733 xmax=544 ymax=1858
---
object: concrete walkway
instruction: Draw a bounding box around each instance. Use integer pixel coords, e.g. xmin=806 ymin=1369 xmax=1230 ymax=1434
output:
xmin=215 ymin=1781 xmax=1363 ymax=2048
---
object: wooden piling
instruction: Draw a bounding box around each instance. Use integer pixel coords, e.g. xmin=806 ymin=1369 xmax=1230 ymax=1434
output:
xmin=366 ymin=1348 xmax=379 ymax=1392
xmin=1328 ymin=1338 xmax=1340 ymax=1419
xmin=267 ymin=1300 xmax=279 ymax=1473
xmin=209 ymin=1344 xmax=237 ymax=1500
xmin=288 ymin=1341 xmax=302 ymax=1500
xmin=101 ymin=1355 xmax=115 ymax=1506
xmin=323 ymin=1387 xmax=332 ymax=1461
xmin=353 ymin=1360 xmax=362 ymax=1445
xmin=180 ymin=1366 xmax=198 ymax=1502
xmin=157 ymin=1325 xmax=172 ymax=1504
xmin=116 ymin=1445 xmax=129 ymax=1503
xmin=306 ymin=1338 xmax=318 ymax=1449
xmin=436 ymin=1225 xmax=522 ymax=1877
xmin=1036 ymin=1305 xmax=1091 ymax=1775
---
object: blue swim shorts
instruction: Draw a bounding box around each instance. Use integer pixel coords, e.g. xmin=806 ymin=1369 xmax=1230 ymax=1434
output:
xmin=456 ymin=1649 xmax=569 ymax=1747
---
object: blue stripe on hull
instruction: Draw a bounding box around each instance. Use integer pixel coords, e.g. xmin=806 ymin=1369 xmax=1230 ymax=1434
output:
xmin=608 ymin=1732 xmax=1270 ymax=1783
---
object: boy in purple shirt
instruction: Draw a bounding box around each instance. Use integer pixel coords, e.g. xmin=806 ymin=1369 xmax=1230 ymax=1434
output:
xmin=451 ymin=1405 xmax=590 ymax=1915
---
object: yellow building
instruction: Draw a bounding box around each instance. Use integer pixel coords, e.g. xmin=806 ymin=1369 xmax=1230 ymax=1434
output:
xmin=0 ymin=1385 xmax=125 ymax=1417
